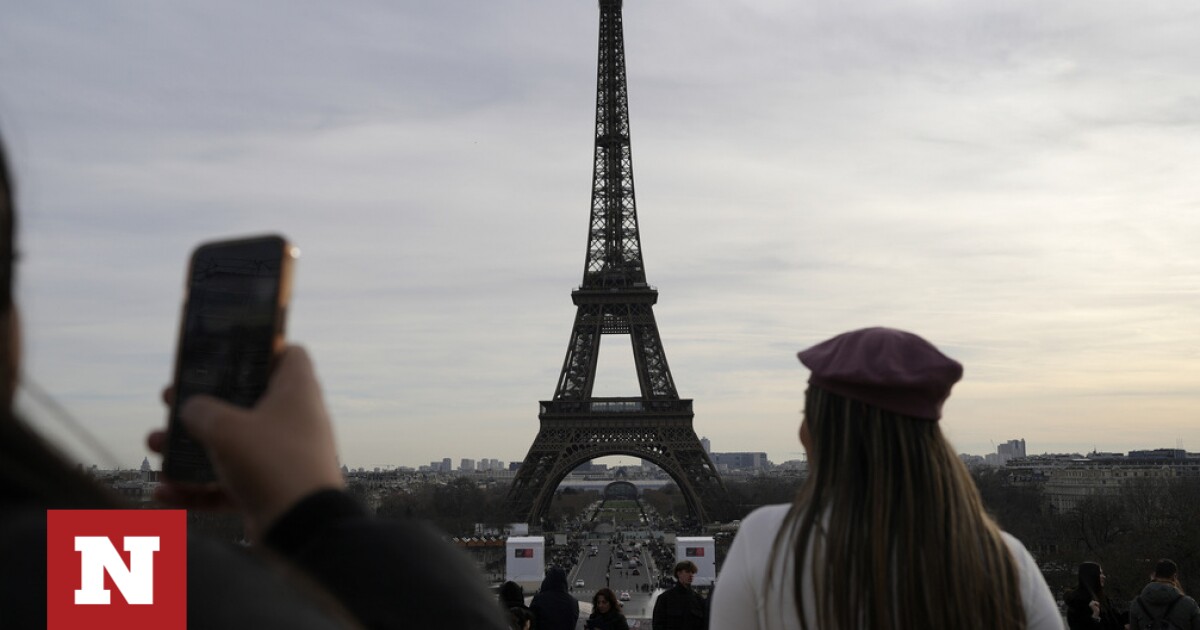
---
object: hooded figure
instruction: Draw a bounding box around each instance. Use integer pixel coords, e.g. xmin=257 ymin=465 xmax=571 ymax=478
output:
xmin=1131 ymin=582 xmax=1200 ymax=630
xmin=529 ymin=567 xmax=579 ymax=630
xmin=499 ymin=581 xmax=528 ymax=610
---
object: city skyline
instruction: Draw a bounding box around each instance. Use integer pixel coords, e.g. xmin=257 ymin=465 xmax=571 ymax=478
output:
xmin=342 ymin=440 xmax=1196 ymax=473
xmin=90 ymin=439 xmax=1200 ymax=474
xmin=2 ymin=2 xmax=1199 ymax=471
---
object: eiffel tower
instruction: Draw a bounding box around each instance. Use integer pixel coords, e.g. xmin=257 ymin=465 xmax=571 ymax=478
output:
xmin=505 ymin=0 xmax=724 ymax=526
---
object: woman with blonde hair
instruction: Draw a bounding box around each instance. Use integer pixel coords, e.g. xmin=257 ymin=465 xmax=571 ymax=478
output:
xmin=710 ymin=327 xmax=1062 ymax=629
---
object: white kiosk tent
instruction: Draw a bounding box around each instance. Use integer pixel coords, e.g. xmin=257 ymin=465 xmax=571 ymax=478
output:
xmin=505 ymin=536 xmax=545 ymax=592
xmin=674 ymin=536 xmax=716 ymax=586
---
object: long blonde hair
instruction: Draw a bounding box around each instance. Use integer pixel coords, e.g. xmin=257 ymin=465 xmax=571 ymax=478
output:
xmin=774 ymin=386 xmax=1026 ymax=630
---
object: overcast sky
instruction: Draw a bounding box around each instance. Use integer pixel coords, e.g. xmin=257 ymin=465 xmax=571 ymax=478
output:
xmin=2 ymin=1 xmax=1198 ymax=471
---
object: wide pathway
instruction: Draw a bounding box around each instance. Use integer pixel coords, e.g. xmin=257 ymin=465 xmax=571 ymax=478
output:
xmin=567 ymin=538 xmax=661 ymax=628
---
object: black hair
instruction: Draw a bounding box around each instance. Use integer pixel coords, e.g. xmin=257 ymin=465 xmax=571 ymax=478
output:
xmin=1156 ymin=559 xmax=1179 ymax=580
xmin=1077 ymin=562 xmax=1104 ymax=599
xmin=673 ymin=560 xmax=697 ymax=576
xmin=498 ymin=581 xmax=525 ymax=609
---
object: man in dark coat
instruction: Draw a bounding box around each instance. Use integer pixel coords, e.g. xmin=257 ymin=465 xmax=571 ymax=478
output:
xmin=1129 ymin=559 xmax=1200 ymax=630
xmin=652 ymin=560 xmax=707 ymax=630
xmin=530 ymin=566 xmax=580 ymax=630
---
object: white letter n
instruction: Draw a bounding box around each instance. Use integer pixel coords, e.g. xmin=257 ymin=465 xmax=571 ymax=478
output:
xmin=74 ymin=536 xmax=159 ymax=605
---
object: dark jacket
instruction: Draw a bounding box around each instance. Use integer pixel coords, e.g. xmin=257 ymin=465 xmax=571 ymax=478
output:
xmin=266 ymin=490 xmax=508 ymax=629
xmin=1 ymin=508 xmax=355 ymax=630
xmin=1 ymin=490 xmax=509 ymax=630
xmin=1129 ymin=581 xmax=1200 ymax=630
xmin=1065 ymin=588 xmax=1126 ymax=630
xmin=585 ymin=607 xmax=630 ymax=630
xmin=652 ymin=583 xmax=707 ymax=630
xmin=529 ymin=567 xmax=580 ymax=630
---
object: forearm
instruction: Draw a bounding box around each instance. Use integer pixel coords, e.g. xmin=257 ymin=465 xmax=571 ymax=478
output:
xmin=265 ymin=489 xmax=506 ymax=630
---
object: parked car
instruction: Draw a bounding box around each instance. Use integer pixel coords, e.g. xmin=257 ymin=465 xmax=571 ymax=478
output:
xmin=575 ymin=579 xmax=585 ymax=588
xmin=619 ymin=591 xmax=631 ymax=601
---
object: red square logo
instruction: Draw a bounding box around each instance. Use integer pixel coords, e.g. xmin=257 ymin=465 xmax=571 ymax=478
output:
xmin=46 ymin=510 xmax=187 ymax=630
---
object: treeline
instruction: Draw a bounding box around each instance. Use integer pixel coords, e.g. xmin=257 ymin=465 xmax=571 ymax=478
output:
xmin=639 ymin=477 xmax=803 ymax=523
xmin=370 ymin=478 xmax=510 ymax=535
xmin=973 ymin=469 xmax=1200 ymax=604
xmin=357 ymin=470 xmax=1200 ymax=609
xmin=360 ymin=476 xmax=806 ymax=537
xmin=367 ymin=478 xmax=602 ymax=536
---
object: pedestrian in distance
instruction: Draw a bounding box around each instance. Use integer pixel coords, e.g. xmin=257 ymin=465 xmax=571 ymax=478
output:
xmin=709 ymin=327 xmax=1064 ymax=630
xmin=585 ymin=588 xmax=629 ymax=630
xmin=652 ymin=560 xmax=707 ymax=630
xmin=530 ymin=566 xmax=579 ymax=630
xmin=1065 ymin=562 xmax=1127 ymax=629
xmin=1129 ymin=559 xmax=1200 ymax=630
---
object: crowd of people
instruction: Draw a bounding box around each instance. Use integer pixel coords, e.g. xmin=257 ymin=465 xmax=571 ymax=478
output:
xmin=3 ymin=118 xmax=1198 ymax=630
xmin=1063 ymin=559 xmax=1200 ymax=630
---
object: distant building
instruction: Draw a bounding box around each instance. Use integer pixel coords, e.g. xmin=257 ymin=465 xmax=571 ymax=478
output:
xmin=777 ymin=459 xmax=807 ymax=473
xmin=959 ymin=453 xmax=986 ymax=469
xmin=441 ymin=458 xmax=452 ymax=473
xmin=1002 ymin=453 xmax=1081 ymax=484
xmin=999 ymin=439 xmax=1026 ymax=458
xmin=1129 ymin=448 xmax=1187 ymax=459
xmin=711 ymin=452 xmax=770 ymax=471
xmin=701 ymin=436 xmax=711 ymax=454
xmin=139 ymin=457 xmax=157 ymax=482
xmin=460 ymin=458 xmax=475 ymax=472
xmin=1043 ymin=462 xmax=1182 ymax=512
xmin=1014 ymin=449 xmax=1200 ymax=511
xmin=638 ymin=459 xmax=663 ymax=473
xmin=986 ymin=438 xmax=1027 ymax=467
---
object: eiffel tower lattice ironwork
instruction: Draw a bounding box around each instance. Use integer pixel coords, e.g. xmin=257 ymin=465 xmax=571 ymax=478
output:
xmin=505 ymin=0 xmax=724 ymax=526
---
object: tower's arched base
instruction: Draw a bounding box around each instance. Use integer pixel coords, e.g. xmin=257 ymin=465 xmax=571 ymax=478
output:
xmin=504 ymin=402 xmax=725 ymax=526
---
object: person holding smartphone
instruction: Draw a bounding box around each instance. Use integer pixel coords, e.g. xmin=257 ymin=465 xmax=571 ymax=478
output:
xmin=0 ymin=133 xmax=507 ymax=629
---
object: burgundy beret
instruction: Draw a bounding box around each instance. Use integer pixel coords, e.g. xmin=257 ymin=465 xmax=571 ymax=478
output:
xmin=797 ymin=327 xmax=963 ymax=420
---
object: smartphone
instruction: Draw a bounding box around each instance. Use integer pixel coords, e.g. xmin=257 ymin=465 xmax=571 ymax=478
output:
xmin=162 ymin=234 xmax=297 ymax=483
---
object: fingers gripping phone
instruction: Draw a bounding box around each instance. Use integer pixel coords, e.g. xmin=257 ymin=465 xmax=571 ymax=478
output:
xmin=162 ymin=234 xmax=297 ymax=483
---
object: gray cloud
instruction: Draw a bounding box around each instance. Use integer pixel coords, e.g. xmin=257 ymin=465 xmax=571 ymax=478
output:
xmin=3 ymin=0 xmax=1199 ymax=468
